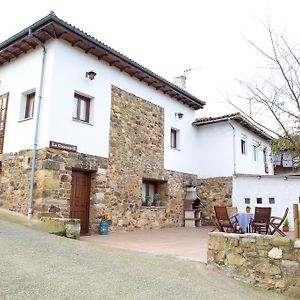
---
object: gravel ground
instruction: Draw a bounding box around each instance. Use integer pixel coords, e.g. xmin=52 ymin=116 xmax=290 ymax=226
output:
xmin=0 ymin=219 xmax=291 ymax=300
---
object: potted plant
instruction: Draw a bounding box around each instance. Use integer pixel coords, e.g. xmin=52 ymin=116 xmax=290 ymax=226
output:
xmin=154 ymin=193 xmax=160 ymax=207
xmin=283 ymin=218 xmax=289 ymax=232
xmin=145 ymin=195 xmax=152 ymax=207
xmin=246 ymin=206 xmax=251 ymax=213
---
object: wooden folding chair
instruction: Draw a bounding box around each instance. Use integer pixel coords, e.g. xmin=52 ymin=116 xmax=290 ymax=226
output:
xmin=214 ymin=206 xmax=240 ymax=233
xmin=251 ymin=207 xmax=271 ymax=234
xmin=269 ymin=208 xmax=289 ymax=237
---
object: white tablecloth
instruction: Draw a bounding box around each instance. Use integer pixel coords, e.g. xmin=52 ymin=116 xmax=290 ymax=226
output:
xmin=236 ymin=213 xmax=254 ymax=231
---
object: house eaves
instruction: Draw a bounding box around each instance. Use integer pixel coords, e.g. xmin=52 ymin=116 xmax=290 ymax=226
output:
xmin=0 ymin=12 xmax=205 ymax=110
xmin=193 ymin=112 xmax=273 ymax=141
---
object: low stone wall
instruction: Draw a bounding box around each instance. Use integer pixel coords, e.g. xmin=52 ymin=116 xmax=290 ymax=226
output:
xmin=207 ymin=232 xmax=300 ymax=298
xmin=197 ymin=176 xmax=232 ymax=225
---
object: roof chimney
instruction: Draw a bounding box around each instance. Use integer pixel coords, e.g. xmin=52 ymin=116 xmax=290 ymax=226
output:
xmin=172 ymin=75 xmax=186 ymax=90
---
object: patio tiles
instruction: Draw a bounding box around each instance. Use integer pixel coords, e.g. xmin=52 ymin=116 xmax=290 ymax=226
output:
xmin=81 ymin=226 xmax=214 ymax=263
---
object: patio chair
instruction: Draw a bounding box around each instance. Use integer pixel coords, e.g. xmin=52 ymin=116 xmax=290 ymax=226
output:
xmin=226 ymin=206 xmax=238 ymax=217
xmin=251 ymin=207 xmax=271 ymax=234
xmin=214 ymin=206 xmax=240 ymax=233
xmin=269 ymin=207 xmax=289 ymax=237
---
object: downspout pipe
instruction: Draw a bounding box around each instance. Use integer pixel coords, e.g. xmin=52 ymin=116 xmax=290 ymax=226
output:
xmin=28 ymin=29 xmax=46 ymax=220
xmin=228 ymin=118 xmax=237 ymax=175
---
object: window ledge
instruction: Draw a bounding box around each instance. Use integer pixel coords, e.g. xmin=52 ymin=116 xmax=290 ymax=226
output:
xmin=170 ymin=147 xmax=180 ymax=151
xmin=18 ymin=117 xmax=33 ymax=123
xmin=72 ymin=118 xmax=93 ymax=126
xmin=141 ymin=206 xmax=166 ymax=211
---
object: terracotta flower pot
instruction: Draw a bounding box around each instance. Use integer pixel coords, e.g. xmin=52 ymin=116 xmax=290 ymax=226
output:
xmin=283 ymin=225 xmax=289 ymax=232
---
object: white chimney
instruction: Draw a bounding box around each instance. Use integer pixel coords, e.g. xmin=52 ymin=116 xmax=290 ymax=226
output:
xmin=172 ymin=75 xmax=186 ymax=90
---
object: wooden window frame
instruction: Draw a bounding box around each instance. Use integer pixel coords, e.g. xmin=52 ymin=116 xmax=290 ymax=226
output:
xmin=253 ymin=144 xmax=258 ymax=161
xmin=24 ymin=92 xmax=35 ymax=119
xmin=73 ymin=93 xmax=91 ymax=123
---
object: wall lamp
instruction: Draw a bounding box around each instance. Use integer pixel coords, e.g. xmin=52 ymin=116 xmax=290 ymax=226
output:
xmin=175 ymin=112 xmax=184 ymax=119
xmin=86 ymin=70 xmax=97 ymax=80
xmin=257 ymin=175 xmax=261 ymax=180
xmin=284 ymin=176 xmax=288 ymax=180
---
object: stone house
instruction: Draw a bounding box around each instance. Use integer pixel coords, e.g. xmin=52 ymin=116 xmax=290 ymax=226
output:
xmin=0 ymin=12 xmax=208 ymax=233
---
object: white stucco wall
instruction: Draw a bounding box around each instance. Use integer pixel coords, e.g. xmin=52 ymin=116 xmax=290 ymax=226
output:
xmin=0 ymin=39 xmax=201 ymax=175
xmin=195 ymin=120 xmax=274 ymax=178
xmin=232 ymin=175 xmax=299 ymax=230
xmin=195 ymin=122 xmax=234 ymax=178
xmin=0 ymin=43 xmax=55 ymax=153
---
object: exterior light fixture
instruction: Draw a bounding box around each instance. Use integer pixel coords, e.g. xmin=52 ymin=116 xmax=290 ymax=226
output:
xmin=257 ymin=175 xmax=261 ymax=179
xmin=284 ymin=176 xmax=288 ymax=180
xmin=175 ymin=112 xmax=184 ymax=119
xmin=86 ymin=70 xmax=96 ymax=80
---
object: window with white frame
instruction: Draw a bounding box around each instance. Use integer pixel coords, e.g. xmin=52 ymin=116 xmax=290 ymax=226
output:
xmin=253 ymin=143 xmax=258 ymax=161
xmin=241 ymin=134 xmax=247 ymax=155
xmin=170 ymin=128 xmax=180 ymax=150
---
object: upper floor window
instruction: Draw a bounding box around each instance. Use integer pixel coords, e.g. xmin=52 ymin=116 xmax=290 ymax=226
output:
xmin=241 ymin=134 xmax=247 ymax=155
xmin=24 ymin=92 xmax=35 ymax=119
xmin=73 ymin=93 xmax=90 ymax=123
xmin=253 ymin=143 xmax=258 ymax=161
xmin=170 ymin=128 xmax=180 ymax=150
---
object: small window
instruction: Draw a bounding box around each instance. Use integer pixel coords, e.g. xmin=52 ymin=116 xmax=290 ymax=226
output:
xmin=24 ymin=92 xmax=35 ymax=119
xmin=256 ymin=197 xmax=262 ymax=204
xmin=253 ymin=144 xmax=258 ymax=161
xmin=269 ymin=197 xmax=275 ymax=204
xmin=244 ymin=198 xmax=250 ymax=204
xmin=73 ymin=93 xmax=90 ymax=123
xmin=142 ymin=180 xmax=157 ymax=206
xmin=241 ymin=135 xmax=247 ymax=155
xmin=171 ymin=128 xmax=179 ymax=149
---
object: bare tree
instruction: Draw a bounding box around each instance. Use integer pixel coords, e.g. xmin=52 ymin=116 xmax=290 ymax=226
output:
xmin=228 ymin=27 xmax=300 ymax=161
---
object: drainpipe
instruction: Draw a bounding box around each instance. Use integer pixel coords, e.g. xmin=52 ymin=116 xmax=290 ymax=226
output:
xmin=28 ymin=29 xmax=46 ymax=220
xmin=228 ymin=119 xmax=236 ymax=175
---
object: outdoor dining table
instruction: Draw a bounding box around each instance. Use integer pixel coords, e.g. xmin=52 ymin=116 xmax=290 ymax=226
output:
xmin=235 ymin=212 xmax=254 ymax=233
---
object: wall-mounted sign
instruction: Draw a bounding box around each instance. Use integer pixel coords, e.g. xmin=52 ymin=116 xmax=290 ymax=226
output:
xmin=49 ymin=141 xmax=77 ymax=152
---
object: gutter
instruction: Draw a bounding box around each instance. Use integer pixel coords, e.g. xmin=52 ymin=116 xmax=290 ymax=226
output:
xmin=228 ymin=119 xmax=237 ymax=175
xmin=28 ymin=29 xmax=46 ymax=220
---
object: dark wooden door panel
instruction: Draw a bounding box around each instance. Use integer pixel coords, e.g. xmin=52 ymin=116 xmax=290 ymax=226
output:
xmin=70 ymin=171 xmax=91 ymax=234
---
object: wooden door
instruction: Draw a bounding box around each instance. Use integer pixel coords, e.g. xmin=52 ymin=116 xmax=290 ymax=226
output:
xmin=70 ymin=171 xmax=91 ymax=234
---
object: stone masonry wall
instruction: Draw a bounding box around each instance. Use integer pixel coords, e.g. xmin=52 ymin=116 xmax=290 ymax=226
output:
xmin=197 ymin=177 xmax=232 ymax=225
xmin=207 ymin=232 xmax=300 ymax=298
xmin=0 ymin=148 xmax=108 ymax=220
xmin=103 ymin=86 xmax=196 ymax=232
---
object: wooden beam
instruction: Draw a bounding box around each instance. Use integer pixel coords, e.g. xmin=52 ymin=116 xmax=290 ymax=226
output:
xmin=57 ymin=31 xmax=67 ymax=38
xmin=41 ymin=29 xmax=56 ymax=39
xmin=97 ymin=53 xmax=109 ymax=60
xmin=294 ymin=204 xmax=299 ymax=239
xmin=85 ymin=47 xmax=96 ymax=54
xmin=21 ymin=39 xmax=36 ymax=49
xmin=72 ymin=40 xmax=82 ymax=47
xmin=130 ymin=71 xmax=141 ymax=77
xmin=13 ymin=44 xmax=27 ymax=52
xmin=5 ymin=50 xmax=18 ymax=58
xmin=139 ymin=76 xmax=149 ymax=82
xmin=50 ymin=24 xmax=58 ymax=38
xmin=109 ymin=60 xmax=120 ymax=66
xmin=120 ymin=65 xmax=131 ymax=72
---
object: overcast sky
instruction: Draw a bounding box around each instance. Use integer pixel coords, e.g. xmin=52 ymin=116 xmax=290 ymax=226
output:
xmin=1 ymin=0 xmax=300 ymax=124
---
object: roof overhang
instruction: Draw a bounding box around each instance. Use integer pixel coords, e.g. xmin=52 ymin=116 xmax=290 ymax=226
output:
xmin=193 ymin=113 xmax=273 ymax=141
xmin=0 ymin=13 xmax=205 ymax=110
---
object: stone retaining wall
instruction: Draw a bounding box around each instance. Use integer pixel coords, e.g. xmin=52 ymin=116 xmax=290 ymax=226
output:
xmin=207 ymin=232 xmax=300 ymax=298
xmin=197 ymin=176 xmax=232 ymax=225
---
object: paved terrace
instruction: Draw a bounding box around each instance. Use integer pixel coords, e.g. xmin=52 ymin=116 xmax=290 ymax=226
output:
xmin=81 ymin=226 xmax=295 ymax=263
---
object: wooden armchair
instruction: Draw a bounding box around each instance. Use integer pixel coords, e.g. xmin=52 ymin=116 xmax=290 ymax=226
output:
xmin=214 ymin=206 xmax=240 ymax=233
xmin=251 ymin=207 xmax=271 ymax=234
xmin=269 ymin=208 xmax=289 ymax=237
